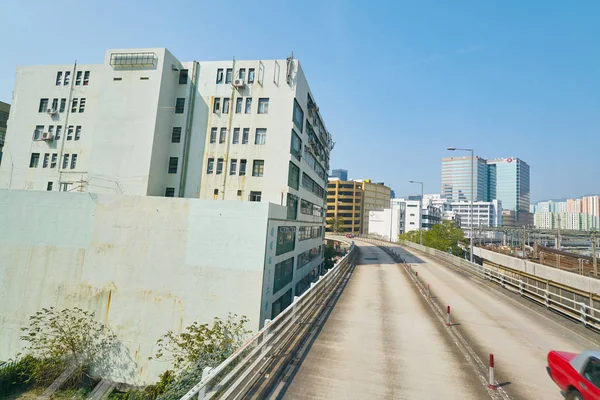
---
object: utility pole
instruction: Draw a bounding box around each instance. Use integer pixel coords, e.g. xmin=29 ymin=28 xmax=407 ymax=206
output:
xmin=522 ymin=226 xmax=526 ymax=259
xmin=593 ymin=231 xmax=598 ymax=277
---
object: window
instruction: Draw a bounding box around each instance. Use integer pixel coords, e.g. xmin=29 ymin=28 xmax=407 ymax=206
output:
xmin=258 ymin=98 xmax=269 ymax=114
xmin=64 ymin=71 xmax=70 ymax=85
xmin=219 ymin=128 xmax=226 ymax=143
xmin=232 ymin=128 xmax=240 ymax=144
xmin=207 ymin=158 xmax=214 ymax=174
xmin=252 ymin=160 xmax=264 ymax=177
xmin=62 ymin=154 xmax=69 ymax=169
xmin=47 ymin=182 xmax=53 ymax=191
xmin=216 ymin=158 xmax=224 ymax=174
xmin=213 ymin=189 xmax=219 ymax=198
xmin=244 ymin=97 xmax=252 ymax=114
xmin=237 ymin=190 xmax=242 ymax=196
xmin=258 ymin=62 xmax=264 ymax=85
xmin=302 ymin=172 xmax=325 ymax=198
xmin=33 ymin=125 xmax=44 ymax=140
xmin=250 ymin=191 xmax=262 ymax=202
xmin=213 ymin=97 xmax=220 ymax=113
xmin=273 ymin=257 xmax=294 ymax=293
xmin=225 ymin=68 xmax=233 ymax=84
xmin=290 ymin=129 xmax=302 ymax=160
xmin=56 ymin=71 xmax=62 ymax=86
xmin=168 ymin=157 xmax=178 ymax=174
xmin=76 ymin=71 xmax=82 ymax=85
xmin=238 ymin=68 xmax=246 ymax=80
xmin=52 ymin=98 xmax=58 ymax=111
xmin=50 ymin=154 xmax=57 ymax=168
xmin=60 ymin=98 xmax=66 ymax=112
xmin=235 ymin=98 xmax=243 ymax=113
xmin=242 ymin=128 xmax=249 ymax=144
xmin=230 ymin=159 xmax=237 ymax=175
xmin=273 ymin=61 xmax=280 ymax=86
xmin=67 ymin=125 xmax=73 ymax=140
xmin=239 ymin=159 xmax=247 ymax=176
xmin=210 ymin=127 xmax=217 ymax=143
xmin=172 ymin=127 xmax=182 ymax=143
xmin=288 ymin=162 xmax=300 ymax=190
xmin=175 ymin=98 xmax=185 ymax=113
xmin=43 ymin=153 xmax=49 ymax=168
xmin=297 ymin=246 xmax=322 ymax=268
xmin=114 ymin=77 xmax=122 ymax=81
xmin=293 ymin=99 xmax=304 ymax=131
xmin=179 ymin=69 xmax=188 ymax=84
xmin=271 ymin=289 xmax=292 ymax=319
xmin=39 ymin=98 xmax=48 ymax=113
xmin=248 ymin=68 xmax=255 ymax=83
xmin=254 ymin=128 xmax=266 ymax=145
xmin=276 ymin=226 xmax=296 ymax=255
xmin=71 ymin=98 xmax=78 ymax=113
xmin=287 ymin=193 xmax=298 ymax=220
xmin=165 ymin=188 xmax=175 ymax=197
xmin=216 ymin=68 xmax=224 ymax=83
xmin=83 ymin=71 xmax=90 ymax=85
xmin=79 ymin=98 xmax=86 ymax=113
xmin=223 ymin=98 xmax=230 ymax=114
xmin=70 ymin=154 xmax=78 ymax=169
xmin=583 ymin=357 xmax=600 ymax=389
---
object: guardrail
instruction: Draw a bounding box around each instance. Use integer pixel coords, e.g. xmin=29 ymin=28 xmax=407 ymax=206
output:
xmin=180 ymin=239 xmax=356 ymax=400
xmin=359 ymin=236 xmax=600 ymax=332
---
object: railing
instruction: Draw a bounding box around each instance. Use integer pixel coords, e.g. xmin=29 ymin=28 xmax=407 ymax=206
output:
xmin=180 ymin=239 xmax=356 ymax=400
xmin=359 ymin=236 xmax=600 ymax=332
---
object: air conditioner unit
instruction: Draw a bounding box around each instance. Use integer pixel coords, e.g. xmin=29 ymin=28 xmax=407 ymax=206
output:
xmin=233 ymin=78 xmax=245 ymax=88
xmin=47 ymin=108 xmax=58 ymax=115
xmin=41 ymin=132 xmax=54 ymax=141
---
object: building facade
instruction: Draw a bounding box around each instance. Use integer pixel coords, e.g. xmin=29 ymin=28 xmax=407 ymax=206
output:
xmin=0 ymin=48 xmax=333 ymax=324
xmin=368 ymin=201 xmax=405 ymax=241
xmin=441 ymin=156 xmax=489 ymax=202
xmin=449 ymin=200 xmax=502 ymax=237
xmin=360 ymin=180 xmax=392 ymax=233
xmin=534 ymin=211 xmax=600 ymax=231
xmin=0 ymin=101 xmax=8 ymax=165
xmin=326 ymin=178 xmax=363 ymax=234
xmin=487 ymin=157 xmax=531 ymax=227
xmin=330 ymin=168 xmax=348 ymax=181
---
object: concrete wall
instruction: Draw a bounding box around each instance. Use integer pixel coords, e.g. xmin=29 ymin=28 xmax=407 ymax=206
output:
xmin=474 ymin=247 xmax=600 ymax=294
xmin=0 ymin=189 xmax=276 ymax=384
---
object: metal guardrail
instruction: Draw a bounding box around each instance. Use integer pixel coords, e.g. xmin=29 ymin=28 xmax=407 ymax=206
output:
xmin=360 ymin=237 xmax=600 ymax=332
xmin=180 ymin=240 xmax=356 ymax=400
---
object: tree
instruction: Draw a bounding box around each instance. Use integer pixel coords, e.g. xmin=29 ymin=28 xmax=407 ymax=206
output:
xmin=20 ymin=307 xmax=117 ymax=385
xmin=327 ymin=216 xmax=346 ymax=233
xmin=399 ymin=221 xmax=467 ymax=257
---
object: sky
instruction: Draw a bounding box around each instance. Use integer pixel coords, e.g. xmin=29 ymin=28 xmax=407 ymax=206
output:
xmin=2 ymin=0 xmax=599 ymax=202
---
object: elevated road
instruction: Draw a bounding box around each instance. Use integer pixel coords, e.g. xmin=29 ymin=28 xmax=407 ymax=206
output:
xmin=281 ymin=239 xmax=600 ymax=399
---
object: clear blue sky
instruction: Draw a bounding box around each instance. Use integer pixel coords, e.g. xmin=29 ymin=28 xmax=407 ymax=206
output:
xmin=3 ymin=1 xmax=599 ymax=202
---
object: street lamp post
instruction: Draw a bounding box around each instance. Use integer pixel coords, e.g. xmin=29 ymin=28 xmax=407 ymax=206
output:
xmin=447 ymin=147 xmax=474 ymax=263
xmin=409 ymin=180 xmax=424 ymax=246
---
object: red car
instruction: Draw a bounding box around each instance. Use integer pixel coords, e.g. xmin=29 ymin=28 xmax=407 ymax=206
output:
xmin=345 ymin=233 xmax=354 ymax=238
xmin=547 ymin=350 xmax=600 ymax=399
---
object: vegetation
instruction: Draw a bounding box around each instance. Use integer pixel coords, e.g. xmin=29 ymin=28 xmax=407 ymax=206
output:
xmin=399 ymin=221 xmax=467 ymax=257
xmin=327 ymin=216 xmax=345 ymax=233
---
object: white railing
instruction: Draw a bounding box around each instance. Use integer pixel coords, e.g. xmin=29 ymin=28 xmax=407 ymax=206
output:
xmin=360 ymin=236 xmax=600 ymax=332
xmin=180 ymin=239 xmax=356 ymax=400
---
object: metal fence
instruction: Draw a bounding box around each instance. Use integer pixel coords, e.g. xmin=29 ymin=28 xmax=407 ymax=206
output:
xmin=361 ymin=237 xmax=600 ymax=332
xmin=180 ymin=239 xmax=356 ymax=400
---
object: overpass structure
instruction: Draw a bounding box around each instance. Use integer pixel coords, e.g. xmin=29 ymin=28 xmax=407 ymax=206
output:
xmin=181 ymin=237 xmax=600 ymax=399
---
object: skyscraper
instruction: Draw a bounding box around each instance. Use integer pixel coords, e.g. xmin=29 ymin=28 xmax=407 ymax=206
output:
xmin=330 ymin=169 xmax=348 ymax=181
xmin=441 ymin=156 xmax=489 ymax=202
xmin=486 ymin=157 xmax=531 ymax=226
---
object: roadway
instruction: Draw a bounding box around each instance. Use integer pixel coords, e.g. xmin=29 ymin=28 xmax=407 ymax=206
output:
xmin=283 ymin=239 xmax=600 ymax=399
xmin=283 ymin=241 xmax=490 ymax=399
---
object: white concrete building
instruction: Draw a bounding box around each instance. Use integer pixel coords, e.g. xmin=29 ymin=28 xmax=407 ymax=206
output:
xmin=393 ymin=198 xmax=421 ymax=233
xmin=367 ymin=201 xmax=405 ymax=241
xmin=449 ymin=200 xmax=502 ymax=237
xmin=0 ymin=48 xmax=334 ymax=380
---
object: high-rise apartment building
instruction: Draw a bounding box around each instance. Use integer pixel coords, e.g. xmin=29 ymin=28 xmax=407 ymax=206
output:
xmin=330 ymin=169 xmax=348 ymax=181
xmin=441 ymin=156 xmax=489 ymax=202
xmin=487 ymin=157 xmax=531 ymax=226
xmin=0 ymin=48 xmax=333 ymax=320
xmin=326 ymin=179 xmax=363 ymax=234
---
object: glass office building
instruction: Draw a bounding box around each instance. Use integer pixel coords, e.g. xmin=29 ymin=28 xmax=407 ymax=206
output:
xmin=441 ymin=157 xmax=489 ymax=202
xmin=487 ymin=158 xmax=531 ymax=225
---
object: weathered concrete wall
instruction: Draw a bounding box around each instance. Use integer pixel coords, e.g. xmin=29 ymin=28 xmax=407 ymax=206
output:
xmin=474 ymin=247 xmax=600 ymax=294
xmin=0 ymin=189 xmax=273 ymax=384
